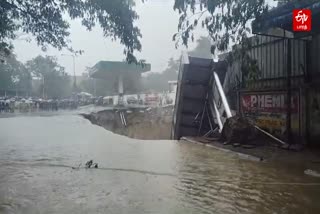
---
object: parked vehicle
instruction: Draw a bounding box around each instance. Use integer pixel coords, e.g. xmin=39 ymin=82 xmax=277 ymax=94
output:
xmin=126 ymin=96 xmax=138 ymax=105
xmin=145 ymin=94 xmax=160 ymax=106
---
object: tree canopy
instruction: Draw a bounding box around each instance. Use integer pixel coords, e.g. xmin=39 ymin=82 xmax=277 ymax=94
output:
xmin=142 ymin=57 xmax=179 ymax=92
xmin=0 ymin=0 xmax=142 ymax=63
xmin=0 ymin=54 xmax=31 ymax=96
xmin=173 ymin=0 xmax=314 ymax=54
xmin=26 ymin=55 xmax=72 ymax=98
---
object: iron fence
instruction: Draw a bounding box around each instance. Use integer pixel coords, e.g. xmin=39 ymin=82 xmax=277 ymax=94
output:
xmin=224 ymin=35 xmax=308 ymax=91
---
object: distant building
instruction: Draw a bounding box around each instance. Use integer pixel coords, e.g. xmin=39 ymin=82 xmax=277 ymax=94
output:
xmin=168 ymin=80 xmax=177 ymax=94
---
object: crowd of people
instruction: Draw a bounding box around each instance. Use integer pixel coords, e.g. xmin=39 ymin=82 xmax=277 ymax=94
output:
xmin=99 ymin=92 xmax=175 ymax=107
xmin=0 ymin=97 xmax=79 ymax=113
xmin=0 ymin=92 xmax=175 ymax=113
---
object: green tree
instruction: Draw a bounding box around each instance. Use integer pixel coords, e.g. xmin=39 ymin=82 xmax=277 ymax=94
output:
xmin=0 ymin=61 xmax=14 ymax=93
xmin=78 ymin=73 xmax=95 ymax=95
xmin=0 ymin=0 xmax=142 ymax=63
xmin=173 ymin=0 xmax=315 ymax=54
xmin=142 ymin=58 xmax=179 ymax=92
xmin=0 ymin=54 xmax=31 ymax=96
xmin=79 ymin=74 xmax=115 ymax=97
xmin=26 ymin=55 xmax=71 ymax=98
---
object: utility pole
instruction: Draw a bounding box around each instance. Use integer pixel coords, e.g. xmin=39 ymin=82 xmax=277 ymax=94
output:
xmin=286 ymin=39 xmax=292 ymax=144
xmin=61 ymin=54 xmax=77 ymax=93
xmin=42 ymin=75 xmax=45 ymax=99
xmin=72 ymin=54 xmax=76 ymax=92
xmin=93 ymin=78 xmax=96 ymax=97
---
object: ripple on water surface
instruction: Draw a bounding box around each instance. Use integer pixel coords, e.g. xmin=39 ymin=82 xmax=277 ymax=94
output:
xmin=0 ymin=113 xmax=320 ymax=214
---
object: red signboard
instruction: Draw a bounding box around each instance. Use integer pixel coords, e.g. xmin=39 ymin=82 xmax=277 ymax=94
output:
xmin=240 ymin=91 xmax=300 ymax=140
xmin=293 ymin=9 xmax=311 ymax=32
xmin=241 ymin=93 xmax=299 ymax=114
xmin=145 ymin=94 xmax=159 ymax=102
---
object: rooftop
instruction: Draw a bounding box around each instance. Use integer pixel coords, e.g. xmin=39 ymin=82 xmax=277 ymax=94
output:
xmin=90 ymin=61 xmax=151 ymax=80
xmin=252 ymin=1 xmax=320 ymax=36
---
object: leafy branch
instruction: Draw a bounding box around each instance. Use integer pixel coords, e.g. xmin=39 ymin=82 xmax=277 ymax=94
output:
xmin=173 ymin=9 xmax=208 ymax=47
xmin=0 ymin=0 xmax=143 ymax=63
xmin=173 ymin=0 xmax=270 ymax=55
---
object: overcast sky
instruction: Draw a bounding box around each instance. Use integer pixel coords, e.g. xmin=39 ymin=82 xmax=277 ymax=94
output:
xmin=12 ymin=0 xmax=207 ymax=76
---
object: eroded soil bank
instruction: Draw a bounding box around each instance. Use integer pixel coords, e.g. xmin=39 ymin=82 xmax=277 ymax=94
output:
xmin=81 ymin=106 xmax=173 ymax=140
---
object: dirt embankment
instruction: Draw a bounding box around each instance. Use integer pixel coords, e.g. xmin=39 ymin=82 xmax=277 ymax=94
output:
xmin=81 ymin=106 xmax=173 ymax=140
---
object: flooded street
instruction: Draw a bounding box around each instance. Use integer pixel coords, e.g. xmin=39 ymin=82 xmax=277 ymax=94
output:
xmin=0 ymin=110 xmax=320 ymax=214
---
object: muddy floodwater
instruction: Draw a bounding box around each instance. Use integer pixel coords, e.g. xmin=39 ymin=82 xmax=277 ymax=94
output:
xmin=0 ymin=109 xmax=320 ymax=214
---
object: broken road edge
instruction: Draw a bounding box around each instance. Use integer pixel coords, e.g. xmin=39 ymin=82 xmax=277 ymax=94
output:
xmin=180 ymin=137 xmax=264 ymax=162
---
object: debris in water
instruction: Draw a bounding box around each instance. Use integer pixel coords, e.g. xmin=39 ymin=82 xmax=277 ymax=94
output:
xmin=72 ymin=163 xmax=82 ymax=170
xmin=84 ymin=160 xmax=99 ymax=169
xmin=304 ymin=169 xmax=320 ymax=177
xmin=241 ymin=144 xmax=256 ymax=149
xmin=85 ymin=160 xmax=93 ymax=168
xmin=221 ymin=115 xmax=251 ymax=145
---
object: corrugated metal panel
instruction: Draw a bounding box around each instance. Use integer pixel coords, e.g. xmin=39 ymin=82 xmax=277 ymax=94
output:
xmin=183 ymin=85 xmax=207 ymax=99
xmin=184 ymin=65 xmax=212 ymax=85
xmin=224 ymin=35 xmax=307 ymax=91
xmin=182 ymin=100 xmax=203 ymax=114
xmin=223 ymin=61 xmax=241 ymax=93
xmin=172 ymin=56 xmax=213 ymax=139
xmin=310 ymin=34 xmax=320 ymax=76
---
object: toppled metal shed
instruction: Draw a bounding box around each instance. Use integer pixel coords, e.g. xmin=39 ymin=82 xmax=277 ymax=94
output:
xmin=172 ymin=55 xmax=214 ymax=140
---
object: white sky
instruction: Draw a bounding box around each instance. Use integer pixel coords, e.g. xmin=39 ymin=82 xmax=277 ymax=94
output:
xmin=12 ymin=0 xmax=208 ymax=76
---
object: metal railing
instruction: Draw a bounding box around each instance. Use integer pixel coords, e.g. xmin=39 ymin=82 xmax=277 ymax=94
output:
xmin=208 ymin=70 xmax=288 ymax=146
xmin=208 ymin=71 xmax=233 ymax=132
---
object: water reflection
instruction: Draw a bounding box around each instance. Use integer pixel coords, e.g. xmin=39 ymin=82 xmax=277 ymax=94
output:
xmin=0 ymin=111 xmax=319 ymax=214
xmin=174 ymin=143 xmax=320 ymax=214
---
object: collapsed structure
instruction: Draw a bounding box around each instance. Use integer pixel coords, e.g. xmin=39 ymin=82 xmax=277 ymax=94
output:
xmin=172 ymin=1 xmax=320 ymax=146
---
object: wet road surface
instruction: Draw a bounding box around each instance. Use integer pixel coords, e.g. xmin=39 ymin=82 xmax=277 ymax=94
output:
xmin=0 ymin=110 xmax=320 ymax=214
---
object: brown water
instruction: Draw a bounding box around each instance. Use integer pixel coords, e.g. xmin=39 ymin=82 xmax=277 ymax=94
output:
xmin=0 ymin=110 xmax=320 ymax=214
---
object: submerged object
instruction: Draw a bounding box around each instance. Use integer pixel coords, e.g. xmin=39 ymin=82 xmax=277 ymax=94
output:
xmin=85 ymin=160 xmax=93 ymax=168
xmin=304 ymin=169 xmax=320 ymax=177
xmin=84 ymin=160 xmax=99 ymax=169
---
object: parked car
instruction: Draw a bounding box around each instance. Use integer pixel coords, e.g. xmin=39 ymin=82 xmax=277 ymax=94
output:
xmin=145 ymin=94 xmax=159 ymax=106
xmin=126 ymin=96 xmax=138 ymax=104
